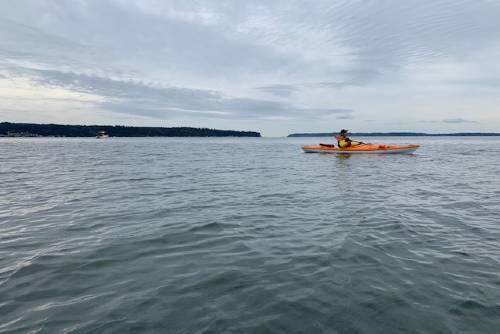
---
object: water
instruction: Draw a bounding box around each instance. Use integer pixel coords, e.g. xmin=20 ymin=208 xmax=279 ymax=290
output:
xmin=1 ymin=137 xmax=500 ymax=333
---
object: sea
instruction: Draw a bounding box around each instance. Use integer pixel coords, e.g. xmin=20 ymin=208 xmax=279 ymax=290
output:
xmin=1 ymin=137 xmax=500 ymax=333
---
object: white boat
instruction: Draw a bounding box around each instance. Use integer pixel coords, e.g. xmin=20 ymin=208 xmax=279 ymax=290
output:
xmin=96 ymin=131 xmax=109 ymax=139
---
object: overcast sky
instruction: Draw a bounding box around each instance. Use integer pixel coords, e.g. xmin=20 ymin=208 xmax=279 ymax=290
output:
xmin=1 ymin=0 xmax=500 ymax=136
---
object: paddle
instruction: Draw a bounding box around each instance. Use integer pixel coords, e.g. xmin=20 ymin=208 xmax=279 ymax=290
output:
xmin=319 ymin=141 xmax=368 ymax=148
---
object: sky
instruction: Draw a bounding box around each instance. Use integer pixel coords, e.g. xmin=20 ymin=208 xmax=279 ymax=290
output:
xmin=1 ymin=0 xmax=500 ymax=136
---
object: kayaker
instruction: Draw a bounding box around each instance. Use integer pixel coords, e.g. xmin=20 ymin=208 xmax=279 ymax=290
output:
xmin=336 ymin=129 xmax=363 ymax=148
xmin=336 ymin=129 xmax=352 ymax=148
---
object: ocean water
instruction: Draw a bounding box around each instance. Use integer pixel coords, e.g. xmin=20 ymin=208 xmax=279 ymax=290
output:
xmin=1 ymin=137 xmax=500 ymax=333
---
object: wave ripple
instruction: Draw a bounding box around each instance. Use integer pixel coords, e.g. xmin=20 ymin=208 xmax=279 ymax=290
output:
xmin=1 ymin=137 xmax=500 ymax=333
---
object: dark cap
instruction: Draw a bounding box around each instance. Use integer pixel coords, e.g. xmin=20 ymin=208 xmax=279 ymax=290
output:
xmin=340 ymin=129 xmax=348 ymax=134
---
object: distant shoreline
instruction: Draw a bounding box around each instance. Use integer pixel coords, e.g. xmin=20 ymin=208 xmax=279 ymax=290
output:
xmin=0 ymin=122 xmax=261 ymax=138
xmin=288 ymin=132 xmax=500 ymax=137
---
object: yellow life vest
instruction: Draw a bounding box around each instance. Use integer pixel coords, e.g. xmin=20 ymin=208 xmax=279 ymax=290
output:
xmin=337 ymin=136 xmax=350 ymax=148
xmin=338 ymin=139 xmax=349 ymax=148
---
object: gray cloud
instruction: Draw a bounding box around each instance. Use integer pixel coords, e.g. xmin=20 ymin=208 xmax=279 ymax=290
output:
xmin=318 ymin=68 xmax=382 ymax=88
xmin=0 ymin=17 xmax=92 ymax=66
xmin=256 ymin=84 xmax=299 ymax=97
xmin=7 ymin=0 xmax=498 ymax=87
xmin=318 ymin=81 xmax=358 ymax=89
xmin=451 ymin=78 xmax=500 ymax=88
xmin=22 ymin=68 xmax=352 ymax=120
xmin=443 ymin=118 xmax=477 ymax=124
xmin=0 ymin=3 xmax=309 ymax=79
xmin=4 ymin=1 xmax=500 ymax=65
xmin=326 ymin=0 xmax=500 ymax=73
xmin=336 ymin=114 xmax=354 ymax=120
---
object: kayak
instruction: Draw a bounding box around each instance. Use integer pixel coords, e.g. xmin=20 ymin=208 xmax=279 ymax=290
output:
xmin=303 ymin=143 xmax=419 ymax=154
xmin=302 ymin=143 xmax=420 ymax=154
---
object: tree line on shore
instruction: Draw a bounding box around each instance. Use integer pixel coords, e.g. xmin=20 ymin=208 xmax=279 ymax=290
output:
xmin=0 ymin=122 xmax=261 ymax=137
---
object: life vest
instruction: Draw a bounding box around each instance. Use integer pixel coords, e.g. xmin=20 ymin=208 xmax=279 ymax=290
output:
xmin=336 ymin=135 xmax=350 ymax=148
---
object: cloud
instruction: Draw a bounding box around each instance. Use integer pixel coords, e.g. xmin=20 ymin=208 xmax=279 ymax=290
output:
xmin=451 ymin=78 xmax=500 ymax=88
xmin=0 ymin=4 xmax=302 ymax=81
xmin=318 ymin=81 xmax=359 ymax=89
xmin=443 ymin=118 xmax=478 ymax=124
xmin=256 ymin=84 xmax=299 ymax=97
xmin=21 ymin=68 xmax=352 ymax=120
xmin=336 ymin=114 xmax=354 ymax=120
xmin=317 ymin=68 xmax=382 ymax=88
xmin=327 ymin=0 xmax=500 ymax=72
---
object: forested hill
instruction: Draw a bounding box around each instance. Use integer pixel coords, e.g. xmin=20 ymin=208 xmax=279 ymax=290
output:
xmin=288 ymin=132 xmax=500 ymax=137
xmin=0 ymin=122 xmax=261 ymax=137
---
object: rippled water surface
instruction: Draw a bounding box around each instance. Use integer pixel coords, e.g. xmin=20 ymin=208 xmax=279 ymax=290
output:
xmin=1 ymin=137 xmax=500 ymax=333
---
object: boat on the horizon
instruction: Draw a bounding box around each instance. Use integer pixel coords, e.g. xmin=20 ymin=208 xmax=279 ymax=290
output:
xmin=96 ymin=131 xmax=109 ymax=139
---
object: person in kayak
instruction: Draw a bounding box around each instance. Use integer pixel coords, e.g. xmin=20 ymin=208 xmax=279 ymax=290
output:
xmin=336 ymin=129 xmax=362 ymax=148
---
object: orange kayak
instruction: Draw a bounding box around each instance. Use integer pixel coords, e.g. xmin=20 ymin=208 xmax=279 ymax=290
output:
xmin=302 ymin=143 xmax=420 ymax=154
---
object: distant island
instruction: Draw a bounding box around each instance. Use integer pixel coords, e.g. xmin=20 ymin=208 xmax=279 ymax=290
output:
xmin=0 ymin=122 xmax=261 ymax=137
xmin=288 ymin=132 xmax=500 ymax=137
